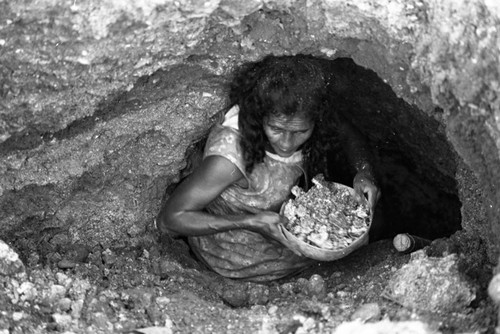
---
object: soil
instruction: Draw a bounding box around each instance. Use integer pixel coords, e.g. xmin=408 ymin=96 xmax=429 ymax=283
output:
xmin=1 ymin=232 xmax=496 ymax=334
xmin=1 ymin=1 xmax=499 ymax=333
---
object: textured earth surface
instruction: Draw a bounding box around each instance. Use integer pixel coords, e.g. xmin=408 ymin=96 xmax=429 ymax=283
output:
xmin=1 ymin=0 xmax=500 ymax=332
xmin=0 ymin=235 xmax=496 ymax=333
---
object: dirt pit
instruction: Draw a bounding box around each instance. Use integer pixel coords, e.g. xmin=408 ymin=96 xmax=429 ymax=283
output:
xmin=1 ymin=0 xmax=500 ymax=333
xmin=1 ymin=229 xmax=496 ymax=334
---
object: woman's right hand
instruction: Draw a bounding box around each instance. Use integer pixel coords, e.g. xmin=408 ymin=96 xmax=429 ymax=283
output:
xmin=246 ymin=211 xmax=291 ymax=245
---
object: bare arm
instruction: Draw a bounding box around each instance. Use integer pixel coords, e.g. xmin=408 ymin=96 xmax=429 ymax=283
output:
xmin=156 ymin=155 xmax=289 ymax=241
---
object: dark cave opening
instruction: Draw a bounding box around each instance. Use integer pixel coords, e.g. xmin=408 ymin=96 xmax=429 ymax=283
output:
xmin=322 ymin=57 xmax=462 ymax=243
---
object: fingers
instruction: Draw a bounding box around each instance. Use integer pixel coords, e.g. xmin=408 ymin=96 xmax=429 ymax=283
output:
xmin=275 ymin=224 xmax=303 ymax=256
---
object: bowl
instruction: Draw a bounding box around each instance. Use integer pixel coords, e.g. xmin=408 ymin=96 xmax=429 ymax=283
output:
xmin=279 ymin=180 xmax=371 ymax=261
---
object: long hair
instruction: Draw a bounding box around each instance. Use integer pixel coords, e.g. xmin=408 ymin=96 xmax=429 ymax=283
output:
xmin=228 ymin=54 xmax=339 ymax=175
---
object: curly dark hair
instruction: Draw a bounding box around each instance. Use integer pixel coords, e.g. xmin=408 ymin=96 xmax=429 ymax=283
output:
xmin=228 ymin=54 xmax=340 ymax=176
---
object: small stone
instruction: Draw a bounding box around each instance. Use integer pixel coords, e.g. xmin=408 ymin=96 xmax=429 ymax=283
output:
xmin=71 ymin=299 xmax=84 ymax=319
xmin=12 ymin=311 xmax=24 ymax=321
xmin=68 ymin=278 xmax=92 ymax=300
xmin=488 ymin=273 xmax=500 ymax=304
xmin=221 ymin=286 xmax=248 ymax=307
xmin=280 ymin=282 xmax=295 ymax=295
xmin=156 ymin=296 xmax=171 ymax=307
xmin=0 ymin=240 xmax=25 ymax=276
xmin=146 ymin=304 xmax=163 ymax=325
xmin=350 ymin=303 xmax=381 ymax=322
xmin=426 ymin=238 xmax=458 ymax=257
xmin=88 ymin=251 xmax=103 ymax=267
xmin=127 ymin=223 xmax=143 ymax=237
xmin=92 ymin=312 xmax=111 ymax=329
xmin=52 ymin=313 xmax=72 ymax=329
xmin=295 ymin=278 xmax=309 ymax=293
xmin=58 ymin=298 xmax=72 ymax=312
xmin=102 ymin=249 xmax=117 ymax=265
xmin=50 ymin=284 xmax=67 ymax=301
xmin=18 ymin=282 xmax=37 ymax=301
xmin=247 ymin=284 xmax=269 ymax=305
xmin=55 ymin=272 xmax=73 ymax=286
xmin=46 ymin=252 xmax=62 ymax=264
xmin=50 ymin=233 xmax=70 ymax=247
xmin=57 ymin=259 xmax=76 ymax=269
xmin=64 ymin=244 xmax=90 ymax=263
xmin=268 ymin=305 xmax=278 ymax=315
xmin=330 ymin=272 xmax=342 ymax=279
xmin=307 ymin=274 xmax=327 ymax=298
xmin=27 ymin=252 xmax=40 ymax=267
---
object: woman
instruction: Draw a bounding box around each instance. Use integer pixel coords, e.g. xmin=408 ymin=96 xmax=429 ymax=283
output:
xmin=156 ymin=54 xmax=379 ymax=282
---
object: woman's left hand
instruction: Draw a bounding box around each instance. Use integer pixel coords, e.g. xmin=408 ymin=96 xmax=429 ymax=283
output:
xmin=353 ymin=170 xmax=381 ymax=212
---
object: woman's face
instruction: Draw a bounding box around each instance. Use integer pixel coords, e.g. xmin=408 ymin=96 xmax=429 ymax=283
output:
xmin=263 ymin=112 xmax=315 ymax=158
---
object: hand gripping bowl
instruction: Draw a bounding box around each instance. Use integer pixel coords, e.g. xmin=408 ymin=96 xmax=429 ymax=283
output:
xmin=279 ymin=174 xmax=372 ymax=261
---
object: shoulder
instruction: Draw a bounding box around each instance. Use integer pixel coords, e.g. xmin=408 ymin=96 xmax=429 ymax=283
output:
xmin=206 ymin=125 xmax=241 ymax=153
xmin=197 ymin=155 xmax=245 ymax=187
xmin=204 ymin=125 xmax=246 ymax=174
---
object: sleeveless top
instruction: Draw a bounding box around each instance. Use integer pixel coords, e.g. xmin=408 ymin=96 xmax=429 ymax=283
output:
xmin=188 ymin=106 xmax=314 ymax=282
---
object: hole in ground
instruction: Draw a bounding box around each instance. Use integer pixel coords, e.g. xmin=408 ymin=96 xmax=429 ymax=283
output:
xmin=322 ymin=57 xmax=462 ymax=242
xmin=166 ymin=56 xmax=463 ymax=253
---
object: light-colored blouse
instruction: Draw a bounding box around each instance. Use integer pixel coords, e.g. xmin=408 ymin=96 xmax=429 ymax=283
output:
xmin=188 ymin=106 xmax=314 ymax=282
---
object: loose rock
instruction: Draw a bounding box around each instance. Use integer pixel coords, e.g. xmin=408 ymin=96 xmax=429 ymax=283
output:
xmin=487 ymin=273 xmax=500 ymax=304
xmin=384 ymin=250 xmax=475 ymax=313
xmin=0 ymin=240 xmax=25 ymax=276
xmin=221 ymin=285 xmax=248 ymax=307
xmin=307 ymin=274 xmax=327 ymax=299
xmin=350 ymin=303 xmax=381 ymax=322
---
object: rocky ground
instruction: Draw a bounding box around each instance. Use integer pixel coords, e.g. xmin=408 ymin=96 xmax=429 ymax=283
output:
xmin=0 ymin=230 xmax=496 ymax=334
xmin=1 ymin=0 xmax=500 ymax=333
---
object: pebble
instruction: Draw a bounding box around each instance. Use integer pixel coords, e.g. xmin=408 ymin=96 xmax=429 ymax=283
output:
xmin=58 ymin=298 xmax=72 ymax=312
xmin=56 ymin=272 xmax=73 ymax=286
xmin=102 ymin=249 xmax=117 ymax=265
xmin=280 ymin=282 xmax=295 ymax=295
xmin=221 ymin=286 xmax=248 ymax=307
xmin=12 ymin=311 xmax=24 ymax=321
xmin=295 ymin=278 xmax=309 ymax=293
xmin=268 ymin=305 xmax=278 ymax=315
xmin=427 ymin=238 xmax=458 ymax=257
xmin=18 ymin=282 xmax=37 ymax=301
xmin=350 ymin=302 xmax=381 ymax=322
xmin=488 ymin=273 xmax=500 ymax=304
xmin=337 ymin=290 xmax=349 ymax=298
xmin=57 ymin=259 xmax=76 ymax=269
xmin=146 ymin=304 xmax=162 ymax=325
xmin=50 ymin=284 xmax=67 ymax=301
xmin=65 ymin=244 xmax=90 ymax=263
xmin=330 ymin=272 xmax=342 ymax=279
xmin=247 ymin=284 xmax=269 ymax=305
xmin=27 ymin=252 xmax=40 ymax=267
xmin=92 ymin=311 xmax=111 ymax=329
xmin=0 ymin=240 xmax=25 ymax=276
xmin=307 ymin=274 xmax=327 ymax=298
xmin=52 ymin=313 xmax=72 ymax=329
xmin=71 ymin=299 xmax=84 ymax=319
xmin=156 ymin=296 xmax=171 ymax=306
